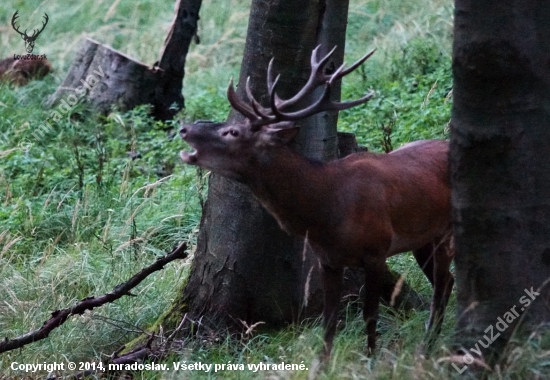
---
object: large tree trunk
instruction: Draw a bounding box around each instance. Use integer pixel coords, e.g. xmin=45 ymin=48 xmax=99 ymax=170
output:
xmin=451 ymin=0 xmax=550 ymax=366
xmin=180 ymin=0 xmax=325 ymax=331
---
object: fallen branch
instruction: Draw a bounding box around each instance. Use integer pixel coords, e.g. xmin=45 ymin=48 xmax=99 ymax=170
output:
xmin=0 ymin=242 xmax=187 ymax=354
xmin=111 ymin=334 xmax=156 ymax=365
xmin=66 ymin=335 xmax=159 ymax=380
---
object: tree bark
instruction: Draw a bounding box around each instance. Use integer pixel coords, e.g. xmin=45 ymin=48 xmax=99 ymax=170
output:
xmin=451 ymin=0 xmax=550 ymax=363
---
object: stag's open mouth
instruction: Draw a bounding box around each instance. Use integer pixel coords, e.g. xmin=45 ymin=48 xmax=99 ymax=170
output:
xmin=180 ymin=150 xmax=198 ymax=164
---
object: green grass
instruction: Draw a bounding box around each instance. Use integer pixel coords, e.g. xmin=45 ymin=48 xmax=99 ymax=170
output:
xmin=3 ymin=0 xmax=546 ymax=379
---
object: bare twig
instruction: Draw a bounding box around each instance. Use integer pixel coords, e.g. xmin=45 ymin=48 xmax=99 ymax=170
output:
xmin=92 ymin=315 xmax=148 ymax=335
xmin=238 ymin=319 xmax=265 ymax=336
xmin=0 ymin=242 xmax=187 ymax=354
xmin=166 ymin=313 xmax=188 ymax=342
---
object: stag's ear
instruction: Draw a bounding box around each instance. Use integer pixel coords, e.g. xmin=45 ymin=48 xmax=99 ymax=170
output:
xmin=264 ymin=122 xmax=299 ymax=144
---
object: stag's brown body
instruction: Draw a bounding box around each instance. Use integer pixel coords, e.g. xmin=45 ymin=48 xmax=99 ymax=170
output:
xmin=0 ymin=58 xmax=52 ymax=86
xmin=248 ymin=140 xmax=450 ymax=260
xmin=179 ymin=47 xmax=454 ymax=358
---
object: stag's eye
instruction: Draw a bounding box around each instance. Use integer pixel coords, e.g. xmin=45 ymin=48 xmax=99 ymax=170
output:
xmin=223 ymin=129 xmax=239 ymax=137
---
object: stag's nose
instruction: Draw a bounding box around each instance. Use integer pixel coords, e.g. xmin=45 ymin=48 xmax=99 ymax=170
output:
xmin=179 ymin=126 xmax=188 ymax=138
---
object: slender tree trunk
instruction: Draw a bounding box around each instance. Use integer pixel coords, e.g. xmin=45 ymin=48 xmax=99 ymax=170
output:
xmin=155 ymin=0 xmax=203 ymax=119
xmin=293 ymin=0 xmax=350 ymax=313
xmin=451 ymin=0 xmax=550 ymax=364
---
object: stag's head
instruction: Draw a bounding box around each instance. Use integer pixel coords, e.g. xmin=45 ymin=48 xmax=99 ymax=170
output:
xmin=12 ymin=11 xmax=49 ymax=53
xmin=179 ymin=46 xmax=375 ymax=181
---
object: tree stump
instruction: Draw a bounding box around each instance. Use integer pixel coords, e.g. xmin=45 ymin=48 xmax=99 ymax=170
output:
xmin=46 ymin=38 xmax=171 ymax=116
xmin=47 ymin=0 xmax=202 ymax=119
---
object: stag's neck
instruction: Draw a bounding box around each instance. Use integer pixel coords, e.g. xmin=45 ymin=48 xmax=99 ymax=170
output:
xmin=243 ymin=146 xmax=337 ymax=237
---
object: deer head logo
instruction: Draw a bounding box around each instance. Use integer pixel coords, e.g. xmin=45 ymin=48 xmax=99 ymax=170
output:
xmin=11 ymin=11 xmax=49 ymax=54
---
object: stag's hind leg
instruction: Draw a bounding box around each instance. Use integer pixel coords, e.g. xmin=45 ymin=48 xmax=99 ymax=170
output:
xmin=362 ymin=259 xmax=386 ymax=354
xmin=413 ymin=237 xmax=454 ymax=337
xmin=320 ymin=264 xmax=343 ymax=359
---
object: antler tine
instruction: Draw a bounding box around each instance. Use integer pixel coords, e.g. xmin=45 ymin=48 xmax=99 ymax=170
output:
xmin=334 ymin=90 xmax=376 ymax=110
xmin=41 ymin=13 xmax=49 ymax=29
xmin=268 ymin=73 xmax=282 ymax=117
xmin=228 ymin=77 xmax=279 ymax=131
xmin=270 ymin=82 xmax=332 ymax=121
xmin=266 ymin=58 xmax=276 ymax=92
xmin=271 ymin=46 xmax=337 ymax=111
xmin=245 ymin=77 xmax=272 ymax=120
xmin=227 ymin=78 xmax=260 ymax=121
xmin=11 ymin=11 xmax=24 ymax=35
xmin=271 ymin=81 xmax=375 ymax=121
xmin=312 ymin=45 xmax=337 ymax=72
xmin=267 ymin=73 xmax=314 ymax=127
xmin=331 ymin=49 xmax=376 ymax=82
xmin=31 ymin=13 xmax=49 ymax=38
xmin=328 ymin=62 xmax=347 ymax=85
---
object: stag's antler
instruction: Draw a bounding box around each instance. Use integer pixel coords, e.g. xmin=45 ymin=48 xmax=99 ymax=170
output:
xmin=227 ymin=46 xmax=375 ymax=130
xmin=31 ymin=13 xmax=49 ymax=40
xmin=11 ymin=11 xmax=25 ymax=38
xmin=11 ymin=11 xmax=49 ymax=53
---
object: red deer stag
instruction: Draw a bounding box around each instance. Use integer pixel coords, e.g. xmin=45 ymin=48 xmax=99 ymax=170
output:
xmin=179 ymin=46 xmax=454 ymax=357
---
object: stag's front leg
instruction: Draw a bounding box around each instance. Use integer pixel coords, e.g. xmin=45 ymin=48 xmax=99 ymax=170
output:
xmin=320 ymin=264 xmax=343 ymax=360
xmin=363 ymin=259 xmax=385 ymax=354
xmin=428 ymin=238 xmax=454 ymax=336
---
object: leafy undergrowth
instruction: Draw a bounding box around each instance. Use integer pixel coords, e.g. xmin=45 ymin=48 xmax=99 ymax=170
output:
xmin=0 ymin=103 xmax=201 ymax=373
xmin=2 ymin=0 xmax=545 ymax=379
